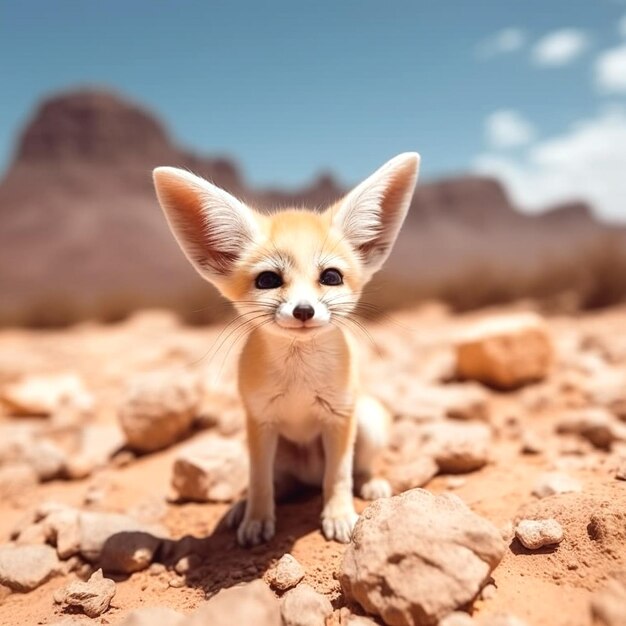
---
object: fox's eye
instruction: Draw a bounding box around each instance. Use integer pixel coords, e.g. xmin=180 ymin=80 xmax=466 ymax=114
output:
xmin=255 ymin=271 xmax=283 ymax=289
xmin=320 ymin=268 xmax=343 ymax=286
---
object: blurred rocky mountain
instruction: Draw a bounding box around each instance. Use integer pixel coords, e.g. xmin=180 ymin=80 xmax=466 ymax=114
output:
xmin=0 ymin=88 xmax=625 ymax=325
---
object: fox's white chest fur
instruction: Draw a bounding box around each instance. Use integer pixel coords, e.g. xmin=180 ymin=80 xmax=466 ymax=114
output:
xmin=240 ymin=330 xmax=356 ymax=445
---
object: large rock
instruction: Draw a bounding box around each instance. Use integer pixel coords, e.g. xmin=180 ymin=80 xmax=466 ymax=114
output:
xmin=170 ymin=434 xmax=248 ymax=502
xmin=57 ymin=568 xmax=116 ymax=618
xmin=0 ymin=544 xmax=60 ymax=591
xmin=340 ymin=489 xmax=506 ymax=626
xmin=119 ymin=371 xmax=200 ymax=453
xmin=455 ymin=314 xmax=553 ymax=390
xmin=188 ymin=580 xmax=281 ymax=626
xmin=281 ymin=583 xmax=333 ymax=626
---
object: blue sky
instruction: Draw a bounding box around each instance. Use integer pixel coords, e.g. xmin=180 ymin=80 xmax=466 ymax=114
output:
xmin=1 ymin=1 xmax=625 ymax=219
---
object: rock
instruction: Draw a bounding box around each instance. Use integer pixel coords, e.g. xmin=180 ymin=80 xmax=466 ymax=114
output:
xmin=532 ymin=472 xmax=582 ymax=498
xmin=590 ymin=572 xmax=626 ymax=626
xmin=118 ymin=606 xmax=186 ymax=626
xmin=281 ymin=583 xmax=333 ymax=626
xmin=455 ymin=313 xmax=553 ymax=390
xmin=66 ymin=424 xmax=126 ymax=478
xmin=58 ymin=568 xmax=116 ymax=618
xmin=78 ymin=510 xmax=165 ymax=570
xmin=556 ymin=409 xmax=626 ymax=450
xmin=615 ymin=460 xmax=626 ymax=481
xmin=439 ymin=613 xmax=476 ymax=626
xmin=170 ymin=434 xmax=248 ymax=502
xmin=119 ymin=371 xmax=200 ymax=453
xmin=189 ymin=579 xmax=281 ymax=626
xmin=99 ymin=530 xmax=162 ymax=574
xmin=1 ymin=373 xmax=93 ymax=416
xmin=266 ymin=553 xmax=305 ymax=591
xmin=26 ymin=438 xmax=67 ymax=480
xmin=389 ymin=420 xmax=491 ymax=474
xmin=386 ymin=456 xmax=439 ymax=493
xmin=400 ymin=384 xmax=489 ymax=422
xmin=0 ymin=463 xmax=38 ymax=497
xmin=0 ymin=544 xmax=60 ymax=591
xmin=340 ymin=489 xmax=506 ymax=626
xmin=42 ymin=508 xmax=81 ymax=558
xmin=514 ymin=519 xmax=564 ymax=550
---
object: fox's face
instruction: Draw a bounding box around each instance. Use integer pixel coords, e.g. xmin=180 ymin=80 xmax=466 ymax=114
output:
xmin=153 ymin=153 xmax=419 ymax=338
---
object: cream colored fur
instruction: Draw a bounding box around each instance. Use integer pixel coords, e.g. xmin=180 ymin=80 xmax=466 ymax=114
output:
xmin=153 ymin=152 xmax=420 ymax=546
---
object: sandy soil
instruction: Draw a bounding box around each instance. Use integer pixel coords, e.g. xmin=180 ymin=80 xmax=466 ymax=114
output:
xmin=0 ymin=302 xmax=625 ymax=626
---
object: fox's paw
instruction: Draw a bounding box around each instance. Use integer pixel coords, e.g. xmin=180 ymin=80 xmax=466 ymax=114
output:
xmin=359 ymin=477 xmax=392 ymax=501
xmin=237 ymin=516 xmax=275 ymax=547
xmin=321 ymin=509 xmax=359 ymax=544
xmin=225 ymin=499 xmax=246 ymax=529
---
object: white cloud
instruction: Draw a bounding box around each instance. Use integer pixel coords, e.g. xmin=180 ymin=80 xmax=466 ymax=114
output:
xmin=474 ymin=107 xmax=626 ymax=222
xmin=477 ymin=28 xmax=526 ymax=58
xmin=532 ymin=29 xmax=589 ymax=66
xmin=485 ymin=110 xmax=535 ymax=149
xmin=595 ymin=44 xmax=626 ymax=93
xmin=620 ymin=14 xmax=626 ymax=37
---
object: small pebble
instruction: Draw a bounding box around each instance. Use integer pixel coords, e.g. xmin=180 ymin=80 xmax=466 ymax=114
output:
xmin=515 ymin=519 xmax=564 ymax=550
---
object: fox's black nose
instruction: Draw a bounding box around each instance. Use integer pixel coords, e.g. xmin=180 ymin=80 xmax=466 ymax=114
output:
xmin=293 ymin=303 xmax=315 ymax=322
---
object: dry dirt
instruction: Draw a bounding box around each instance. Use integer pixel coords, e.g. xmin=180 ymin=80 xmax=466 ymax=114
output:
xmin=1 ymin=302 xmax=625 ymax=626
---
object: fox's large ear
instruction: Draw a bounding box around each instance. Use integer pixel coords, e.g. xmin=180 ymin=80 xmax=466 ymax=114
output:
xmin=153 ymin=167 xmax=259 ymax=281
xmin=330 ymin=152 xmax=420 ymax=276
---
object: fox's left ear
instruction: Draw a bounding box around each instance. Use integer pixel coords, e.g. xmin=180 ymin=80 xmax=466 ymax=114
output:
xmin=330 ymin=152 xmax=420 ymax=276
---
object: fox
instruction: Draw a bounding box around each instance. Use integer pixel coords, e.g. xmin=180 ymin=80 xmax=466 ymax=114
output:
xmin=153 ymin=152 xmax=420 ymax=546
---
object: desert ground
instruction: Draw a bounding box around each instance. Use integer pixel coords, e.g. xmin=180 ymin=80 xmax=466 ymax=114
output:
xmin=0 ymin=301 xmax=625 ymax=626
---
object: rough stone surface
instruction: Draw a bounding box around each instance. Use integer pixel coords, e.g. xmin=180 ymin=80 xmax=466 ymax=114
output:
xmin=281 ymin=582 xmax=334 ymax=626
xmin=118 ymin=606 xmax=186 ymax=626
xmin=532 ymin=472 xmax=582 ymax=498
xmin=170 ymin=434 xmax=248 ymax=502
xmin=99 ymin=530 xmax=162 ymax=574
xmin=266 ymin=553 xmax=305 ymax=591
xmin=0 ymin=544 xmax=60 ymax=591
xmin=556 ymin=408 xmax=626 ymax=450
xmin=590 ymin=571 xmax=626 ymax=626
xmin=340 ymin=489 xmax=506 ymax=626
xmin=59 ymin=568 xmax=116 ymax=618
xmin=455 ymin=313 xmax=553 ymax=390
xmin=389 ymin=420 xmax=491 ymax=475
xmin=79 ymin=511 xmax=161 ymax=573
xmin=386 ymin=456 xmax=439 ymax=493
xmin=119 ymin=371 xmax=200 ymax=453
xmin=514 ymin=519 xmax=564 ymax=550
xmin=188 ymin=580 xmax=281 ymax=626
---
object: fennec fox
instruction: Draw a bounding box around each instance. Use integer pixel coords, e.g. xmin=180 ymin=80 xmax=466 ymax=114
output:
xmin=153 ymin=152 xmax=420 ymax=546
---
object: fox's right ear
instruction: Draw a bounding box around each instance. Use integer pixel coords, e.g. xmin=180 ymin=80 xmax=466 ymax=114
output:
xmin=153 ymin=167 xmax=259 ymax=281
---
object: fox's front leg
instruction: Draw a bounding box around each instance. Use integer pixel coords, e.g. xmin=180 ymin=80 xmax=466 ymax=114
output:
xmin=238 ymin=416 xmax=278 ymax=547
xmin=321 ymin=418 xmax=358 ymax=543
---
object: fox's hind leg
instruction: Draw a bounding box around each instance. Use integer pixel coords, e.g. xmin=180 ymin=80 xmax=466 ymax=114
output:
xmin=354 ymin=394 xmax=392 ymax=500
